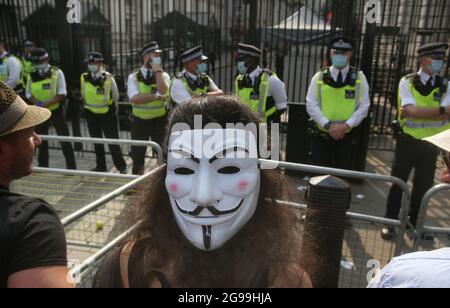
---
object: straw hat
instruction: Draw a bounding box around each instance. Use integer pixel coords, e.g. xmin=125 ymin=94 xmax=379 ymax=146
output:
xmin=0 ymin=81 xmax=50 ymax=137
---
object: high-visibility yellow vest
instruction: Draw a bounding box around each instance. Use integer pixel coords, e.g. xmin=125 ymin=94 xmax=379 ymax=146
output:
xmin=0 ymin=54 xmax=25 ymax=88
xmin=131 ymin=70 xmax=167 ymax=120
xmin=169 ymin=73 xmax=209 ymax=106
xmin=80 ymin=72 xmax=113 ymax=114
xmin=0 ymin=56 xmax=8 ymax=82
xmin=21 ymin=57 xmax=34 ymax=84
xmin=235 ymin=70 xmax=276 ymax=122
xmin=316 ymin=67 xmax=363 ymax=132
xmin=29 ymin=67 xmax=61 ymax=111
xmin=398 ymin=74 xmax=450 ymax=140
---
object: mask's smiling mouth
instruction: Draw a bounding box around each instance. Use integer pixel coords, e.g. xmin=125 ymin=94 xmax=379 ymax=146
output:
xmin=175 ymin=199 xmax=245 ymax=218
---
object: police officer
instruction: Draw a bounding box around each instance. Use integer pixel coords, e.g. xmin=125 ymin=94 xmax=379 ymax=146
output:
xmin=235 ymin=43 xmax=287 ymax=123
xmin=306 ymin=37 xmax=370 ymax=169
xmin=21 ymin=40 xmax=36 ymax=87
xmin=26 ymin=48 xmax=77 ymax=170
xmin=382 ymin=43 xmax=450 ymax=240
xmin=81 ymin=52 xmax=127 ymax=173
xmin=169 ymin=45 xmax=223 ymax=107
xmin=0 ymin=39 xmax=25 ymax=95
xmin=127 ymin=42 xmax=170 ymax=175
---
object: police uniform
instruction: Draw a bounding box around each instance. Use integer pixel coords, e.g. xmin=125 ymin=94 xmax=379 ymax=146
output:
xmin=21 ymin=40 xmax=36 ymax=88
xmin=235 ymin=43 xmax=288 ymax=123
xmin=306 ymin=37 xmax=370 ymax=170
xmin=0 ymin=40 xmax=25 ymax=94
xmin=81 ymin=52 xmax=126 ymax=173
xmin=127 ymin=42 xmax=170 ymax=175
xmin=383 ymin=43 xmax=450 ymax=237
xmin=26 ymin=48 xmax=76 ymax=170
xmin=169 ymin=46 xmax=221 ymax=106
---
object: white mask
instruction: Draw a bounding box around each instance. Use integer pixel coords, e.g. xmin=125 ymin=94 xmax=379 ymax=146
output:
xmin=166 ymin=129 xmax=261 ymax=251
xmin=36 ymin=63 xmax=50 ymax=74
xmin=88 ymin=64 xmax=100 ymax=73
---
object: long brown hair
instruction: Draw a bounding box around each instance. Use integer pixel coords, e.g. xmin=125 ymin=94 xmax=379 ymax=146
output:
xmin=128 ymin=96 xmax=303 ymax=288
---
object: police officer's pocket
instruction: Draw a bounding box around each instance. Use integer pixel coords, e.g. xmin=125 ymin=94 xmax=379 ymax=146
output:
xmin=250 ymin=92 xmax=259 ymax=100
xmin=345 ymin=90 xmax=356 ymax=99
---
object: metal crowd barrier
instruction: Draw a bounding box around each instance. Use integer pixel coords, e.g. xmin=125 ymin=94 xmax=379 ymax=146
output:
xmin=413 ymin=184 xmax=450 ymax=251
xmin=69 ymin=224 xmax=141 ymax=288
xmin=12 ymin=167 xmax=138 ymax=220
xmin=32 ymin=167 xmax=139 ymax=180
xmin=262 ymin=159 xmax=411 ymax=257
xmin=62 ymin=167 xmax=161 ymax=227
xmin=65 ymin=160 xmax=411 ymax=288
xmin=40 ymin=135 xmax=164 ymax=164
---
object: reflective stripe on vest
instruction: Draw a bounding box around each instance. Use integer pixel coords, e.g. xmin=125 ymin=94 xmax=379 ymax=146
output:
xmin=235 ymin=72 xmax=275 ymax=122
xmin=30 ymin=68 xmax=60 ymax=111
xmin=316 ymin=70 xmax=362 ymax=132
xmin=81 ymin=73 xmax=112 ymax=114
xmin=399 ymin=76 xmax=450 ymax=139
xmin=132 ymin=73 xmax=167 ymax=120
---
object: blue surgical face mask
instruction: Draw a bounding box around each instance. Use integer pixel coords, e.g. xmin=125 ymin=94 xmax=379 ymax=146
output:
xmin=197 ymin=62 xmax=208 ymax=74
xmin=237 ymin=61 xmax=247 ymax=75
xmin=88 ymin=64 xmax=99 ymax=73
xmin=428 ymin=60 xmax=444 ymax=75
xmin=151 ymin=57 xmax=162 ymax=66
xmin=332 ymin=54 xmax=349 ymax=69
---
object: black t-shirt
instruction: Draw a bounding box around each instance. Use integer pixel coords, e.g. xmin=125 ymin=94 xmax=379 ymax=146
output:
xmin=0 ymin=185 xmax=67 ymax=288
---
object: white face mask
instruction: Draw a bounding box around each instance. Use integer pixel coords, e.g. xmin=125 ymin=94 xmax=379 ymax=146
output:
xmin=88 ymin=64 xmax=100 ymax=73
xmin=36 ymin=63 xmax=51 ymax=74
xmin=166 ymin=129 xmax=261 ymax=251
xmin=151 ymin=57 xmax=162 ymax=66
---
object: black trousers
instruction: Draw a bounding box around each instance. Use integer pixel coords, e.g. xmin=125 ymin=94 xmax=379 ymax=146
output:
xmin=85 ymin=106 xmax=126 ymax=172
xmin=310 ymin=132 xmax=353 ymax=170
xmin=130 ymin=116 xmax=167 ymax=174
xmin=385 ymin=134 xmax=438 ymax=227
xmin=36 ymin=105 xmax=77 ymax=170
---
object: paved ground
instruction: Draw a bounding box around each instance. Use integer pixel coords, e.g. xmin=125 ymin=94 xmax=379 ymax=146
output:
xmin=11 ymin=145 xmax=450 ymax=288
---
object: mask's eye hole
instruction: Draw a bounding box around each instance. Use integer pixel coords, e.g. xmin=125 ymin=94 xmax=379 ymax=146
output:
xmin=218 ymin=166 xmax=241 ymax=174
xmin=174 ymin=168 xmax=195 ymax=175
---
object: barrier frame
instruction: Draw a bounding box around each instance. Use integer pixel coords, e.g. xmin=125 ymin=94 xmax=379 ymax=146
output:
xmin=413 ymin=184 xmax=450 ymax=250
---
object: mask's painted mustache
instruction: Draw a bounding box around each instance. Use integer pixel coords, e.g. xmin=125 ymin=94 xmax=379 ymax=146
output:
xmin=175 ymin=199 xmax=244 ymax=217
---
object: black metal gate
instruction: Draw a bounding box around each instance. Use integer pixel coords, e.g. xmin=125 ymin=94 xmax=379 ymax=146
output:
xmin=1 ymin=0 xmax=449 ymax=153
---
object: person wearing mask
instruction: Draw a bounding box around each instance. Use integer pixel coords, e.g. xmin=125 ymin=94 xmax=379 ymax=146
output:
xmin=21 ymin=40 xmax=36 ymax=87
xmin=127 ymin=42 xmax=170 ymax=175
xmin=0 ymin=39 xmax=24 ymax=95
xmin=382 ymin=43 xmax=450 ymax=240
xmin=306 ymin=36 xmax=370 ymax=170
xmin=81 ymin=52 xmax=127 ymax=173
xmin=235 ymin=43 xmax=287 ymax=124
xmin=93 ymin=96 xmax=312 ymax=288
xmin=26 ymin=48 xmax=77 ymax=170
xmin=169 ymin=45 xmax=223 ymax=107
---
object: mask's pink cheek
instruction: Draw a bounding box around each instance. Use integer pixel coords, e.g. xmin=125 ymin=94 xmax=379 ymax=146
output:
xmin=169 ymin=183 xmax=179 ymax=193
xmin=238 ymin=181 xmax=249 ymax=191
